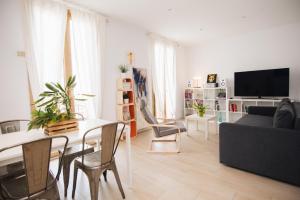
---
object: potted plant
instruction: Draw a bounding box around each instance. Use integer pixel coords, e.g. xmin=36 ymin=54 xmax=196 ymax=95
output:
xmin=118 ymin=64 xmax=129 ymax=78
xmin=123 ymin=92 xmax=130 ymax=104
xmin=193 ymin=103 xmax=208 ymax=117
xmin=28 ymin=76 xmax=80 ymax=135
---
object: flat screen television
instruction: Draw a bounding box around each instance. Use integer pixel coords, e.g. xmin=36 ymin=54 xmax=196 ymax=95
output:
xmin=234 ymin=68 xmax=289 ymax=97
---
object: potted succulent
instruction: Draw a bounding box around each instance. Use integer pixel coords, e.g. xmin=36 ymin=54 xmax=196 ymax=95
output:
xmin=193 ymin=103 xmax=208 ymax=117
xmin=123 ymin=92 xmax=130 ymax=104
xmin=118 ymin=64 xmax=129 ymax=78
xmin=28 ymin=76 xmax=81 ymax=135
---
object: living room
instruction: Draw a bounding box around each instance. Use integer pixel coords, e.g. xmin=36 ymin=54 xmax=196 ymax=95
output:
xmin=0 ymin=0 xmax=300 ymax=199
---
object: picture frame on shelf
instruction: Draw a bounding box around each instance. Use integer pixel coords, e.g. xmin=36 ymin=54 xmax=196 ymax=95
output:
xmin=207 ymin=74 xmax=217 ymax=83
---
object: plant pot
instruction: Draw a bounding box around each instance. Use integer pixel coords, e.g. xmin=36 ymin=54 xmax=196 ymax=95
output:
xmin=198 ymin=112 xmax=205 ymax=117
xmin=121 ymin=72 xmax=128 ymax=79
xmin=123 ymin=98 xmax=129 ymax=104
xmin=44 ymin=119 xmax=78 ymax=136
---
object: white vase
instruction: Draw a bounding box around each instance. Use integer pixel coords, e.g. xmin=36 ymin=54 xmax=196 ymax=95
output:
xmin=124 ymin=99 xmax=129 ymax=104
xmin=121 ymin=73 xmax=127 ymax=79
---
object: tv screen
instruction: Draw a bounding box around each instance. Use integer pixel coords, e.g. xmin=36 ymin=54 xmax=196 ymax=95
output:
xmin=234 ymin=68 xmax=289 ymax=97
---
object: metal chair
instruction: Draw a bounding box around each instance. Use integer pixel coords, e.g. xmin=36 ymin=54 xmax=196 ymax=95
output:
xmin=0 ymin=120 xmax=30 ymax=198
xmin=0 ymin=136 xmax=69 ymax=199
xmin=72 ymin=122 xmax=126 ymax=200
xmin=140 ymin=99 xmax=186 ymax=153
xmin=0 ymin=120 xmax=29 ymax=134
xmin=57 ymin=113 xmax=94 ymax=197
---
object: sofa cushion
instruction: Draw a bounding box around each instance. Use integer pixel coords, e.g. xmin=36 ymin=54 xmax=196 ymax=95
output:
xmin=273 ymin=99 xmax=295 ymax=129
xmin=236 ymin=114 xmax=273 ymax=128
xmin=292 ymin=102 xmax=300 ymax=130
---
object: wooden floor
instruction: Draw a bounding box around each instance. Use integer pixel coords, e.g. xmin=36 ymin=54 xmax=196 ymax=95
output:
xmin=53 ymin=124 xmax=300 ymax=200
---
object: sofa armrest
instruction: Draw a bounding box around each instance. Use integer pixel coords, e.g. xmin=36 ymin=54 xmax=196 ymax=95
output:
xmin=247 ymin=106 xmax=277 ymax=116
xmin=219 ymin=122 xmax=300 ymax=185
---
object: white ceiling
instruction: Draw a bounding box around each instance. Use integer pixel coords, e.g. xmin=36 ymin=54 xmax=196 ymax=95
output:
xmin=67 ymin=0 xmax=300 ymax=46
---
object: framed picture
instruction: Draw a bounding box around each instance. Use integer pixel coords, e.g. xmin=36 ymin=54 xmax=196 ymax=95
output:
xmin=207 ymin=74 xmax=217 ymax=83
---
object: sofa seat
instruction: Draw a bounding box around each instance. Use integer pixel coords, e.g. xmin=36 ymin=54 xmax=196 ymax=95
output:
xmin=236 ymin=114 xmax=273 ymax=128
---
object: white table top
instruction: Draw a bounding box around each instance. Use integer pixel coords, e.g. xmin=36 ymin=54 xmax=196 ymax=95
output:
xmin=185 ymin=114 xmax=216 ymax=121
xmin=0 ymin=119 xmax=129 ymax=166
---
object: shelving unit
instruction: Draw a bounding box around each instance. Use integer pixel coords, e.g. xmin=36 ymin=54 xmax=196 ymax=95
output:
xmin=117 ymin=78 xmax=137 ymax=137
xmin=184 ymin=87 xmax=229 ymax=123
xmin=227 ymin=98 xmax=281 ymax=122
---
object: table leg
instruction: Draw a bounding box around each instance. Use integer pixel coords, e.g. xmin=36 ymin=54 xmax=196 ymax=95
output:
xmin=205 ymin=120 xmax=209 ymax=140
xmin=125 ymin=126 xmax=132 ymax=187
xmin=186 ymin=119 xmax=189 ymax=136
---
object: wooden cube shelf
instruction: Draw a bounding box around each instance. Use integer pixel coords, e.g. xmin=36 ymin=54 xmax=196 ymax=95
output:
xmin=117 ymin=78 xmax=137 ymax=137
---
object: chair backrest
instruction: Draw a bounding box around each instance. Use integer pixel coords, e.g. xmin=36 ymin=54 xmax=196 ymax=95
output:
xmin=0 ymin=120 xmax=30 ymax=134
xmin=73 ymin=113 xmax=85 ymax=121
xmin=139 ymin=99 xmax=160 ymax=137
xmin=101 ymin=123 xmax=118 ymax=165
xmin=0 ymin=136 xmax=68 ymax=198
xmin=82 ymin=122 xmax=125 ymax=166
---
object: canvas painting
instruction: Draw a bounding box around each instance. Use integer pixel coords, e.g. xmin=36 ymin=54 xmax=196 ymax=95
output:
xmin=132 ymin=68 xmax=148 ymax=101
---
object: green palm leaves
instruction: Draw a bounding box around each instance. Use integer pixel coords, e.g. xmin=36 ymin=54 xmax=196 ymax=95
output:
xmin=28 ymin=76 xmax=76 ymax=130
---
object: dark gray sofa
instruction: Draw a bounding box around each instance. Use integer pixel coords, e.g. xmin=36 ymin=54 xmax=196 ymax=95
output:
xmin=219 ymin=103 xmax=300 ymax=186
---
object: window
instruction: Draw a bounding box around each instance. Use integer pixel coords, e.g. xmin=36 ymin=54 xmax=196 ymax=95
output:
xmin=25 ymin=0 xmax=105 ymax=118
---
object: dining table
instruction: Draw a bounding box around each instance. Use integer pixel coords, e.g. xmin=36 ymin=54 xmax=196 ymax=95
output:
xmin=0 ymin=118 xmax=133 ymax=187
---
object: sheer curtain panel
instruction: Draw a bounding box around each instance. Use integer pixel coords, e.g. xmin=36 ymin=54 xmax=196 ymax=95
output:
xmin=70 ymin=9 xmax=106 ymax=118
xmin=151 ymin=36 xmax=176 ymax=119
xmin=25 ymin=0 xmax=67 ymax=100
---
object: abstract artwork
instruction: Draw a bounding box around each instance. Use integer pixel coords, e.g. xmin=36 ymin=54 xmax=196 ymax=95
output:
xmin=132 ymin=68 xmax=148 ymax=101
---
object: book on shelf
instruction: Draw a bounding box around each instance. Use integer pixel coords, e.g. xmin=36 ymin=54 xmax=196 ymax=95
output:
xmin=185 ymin=90 xmax=193 ymax=99
xmin=122 ymin=107 xmax=131 ymax=121
xmin=230 ymin=103 xmax=238 ymax=112
xmin=185 ymin=100 xmax=193 ymax=108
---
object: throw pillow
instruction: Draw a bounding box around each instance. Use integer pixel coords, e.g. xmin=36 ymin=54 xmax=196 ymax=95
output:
xmin=273 ymin=99 xmax=295 ymax=129
xmin=292 ymin=102 xmax=300 ymax=130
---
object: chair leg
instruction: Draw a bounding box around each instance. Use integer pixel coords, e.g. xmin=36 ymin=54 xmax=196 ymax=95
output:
xmin=86 ymin=170 xmax=101 ymax=200
xmin=147 ymin=133 xmax=181 ymax=153
xmin=71 ymin=163 xmax=79 ymax=199
xmin=111 ymin=161 xmax=125 ymax=199
xmin=103 ymin=170 xmax=108 ymax=182
xmin=63 ymin=159 xmax=71 ymax=197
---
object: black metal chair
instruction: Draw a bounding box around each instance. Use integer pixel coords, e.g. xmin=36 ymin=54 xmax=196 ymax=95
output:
xmin=72 ymin=122 xmax=126 ymax=200
xmin=0 ymin=136 xmax=68 ymax=199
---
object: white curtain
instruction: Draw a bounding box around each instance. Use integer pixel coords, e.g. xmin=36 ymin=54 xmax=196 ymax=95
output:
xmin=70 ymin=9 xmax=106 ymax=118
xmin=25 ymin=0 xmax=67 ymax=100
xmin=151 ymin=37 xmax=176 ymax=119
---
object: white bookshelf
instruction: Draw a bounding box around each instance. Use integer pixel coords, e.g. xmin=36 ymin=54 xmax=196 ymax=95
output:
xmin=184 ymin=87 xmax=229 ymax=123
xmin=184 ymin=87 xmax=284 ymax=124
xmin=227 ymin=98 xmax=281 ymax=122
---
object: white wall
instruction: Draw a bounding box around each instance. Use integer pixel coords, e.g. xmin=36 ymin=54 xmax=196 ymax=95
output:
xmin=0 ymin=0 xmax=31 ymax=121
xmin=0 ymin=0 xmax=187 ymax=124
xmin=102 ymin=19 xmax=151 ymax=130
xmin=187 ymin=23 xmax=300 ymax=100
xmin=103 ymin=19 xmax=187 ymax=124
xmin=176 ymin=46 xmax=188 ymax=119
xmin=103 ymin=19 xmax=150 ymax=122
